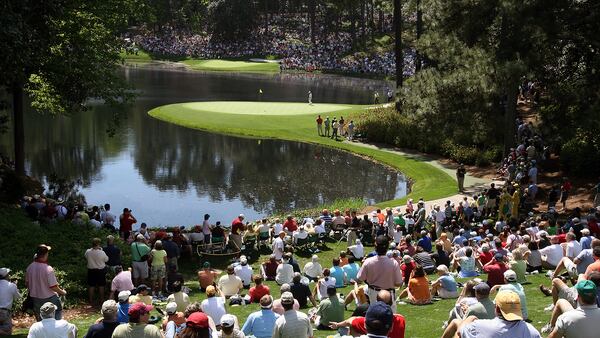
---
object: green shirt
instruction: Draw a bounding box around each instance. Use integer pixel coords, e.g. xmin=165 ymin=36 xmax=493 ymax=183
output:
xmin=394 ymin=216 xmax=406 ymax=226
xmin=131 ymin=242 xmax=151 ymax=262
xmin=112 ymin=323 xmax=162 ymax=338
xmin=151 ymin=249 xmax=167 ymax=266
xmin=316 ymin=296 xmax=344 ymax=327
xmin=464 ymin=298 xmax=496 ymax=320
xmin=511 ymin=260 xmax=527 ymax=284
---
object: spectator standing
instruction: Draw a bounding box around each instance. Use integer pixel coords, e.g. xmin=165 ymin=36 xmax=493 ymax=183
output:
xmin=118 ymin=208 xmax=137 ymax=241
xmin=358 ymin=236 xmax=403 ymax=312
xmin=100 ymin=203 xmax=116 ymax=231
xmin=0 ymin=268 xmax=20 ymax=335
xmin=130 ymin=234 xmax=151 ymax=286
xmin=26 ymin=244 xmax=66 ymax=320
xmin=231 ymin=214 xmax=246 ymax=250
xmin=110 ymin=266 xmax=134 ymax=300
xmin=149 ymin=240 xmax=167 ymax=297
xmin=103 ymin=235 xmax=121 ymax=274
xmin=162 ymin=234 xmax=180 ymax=271
xmin=85 ymin=237 xmax=109 ymax=305
xmin=457 ymin=164 xmax=466 ymax=192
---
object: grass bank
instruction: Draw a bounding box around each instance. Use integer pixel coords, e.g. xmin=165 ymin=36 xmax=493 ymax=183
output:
xmin=148 ymin=101 xmax=456 ymax=207
xmin=120 ymin=51 xmax=280 ymax=72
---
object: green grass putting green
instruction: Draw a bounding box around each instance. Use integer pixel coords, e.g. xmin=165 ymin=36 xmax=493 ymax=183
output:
xmin=148 ymin=101 xmax=457 ymax=206
xmin=182 ymin=59 xmax=280 ymax=72
xmin=120 ymin=50 xmax=280 ymax=72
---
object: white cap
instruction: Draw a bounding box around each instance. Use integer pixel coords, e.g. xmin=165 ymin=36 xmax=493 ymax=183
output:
xmin=221 ymin=314 xmax=236 ymax=327
xmin=240 ymin=255 xmax=248 ymax=264
xmin=504 ymin=270 xmax=517 ymax=282
xmin=166 ymin=302 xmax=178 ymax=314
xmin=0 ymin=268 xmax=10 ymax=278
xmin=118 ymin=290 xmax=131 ymax=301
xmin=239 ymin=214 xmax=245 ymax=218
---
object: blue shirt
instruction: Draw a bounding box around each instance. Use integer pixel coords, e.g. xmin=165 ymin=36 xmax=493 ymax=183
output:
xmin=330 ymin=266 xmax=345 ymax=287
xmin=438 ymin=274 xmax=458 ymax=292
xmin=452 ymin=235 xmax=466 ymax=246
xmin=117 ymin=303 xmax=129 ymax=323
xmin=342 ymin=263 xmax=360 ymax=282
xmin=417 ymin=236 xmax=433 ymax=252
xmin=580 ymin=236 xmax=593 ymax=250
xmin=241 ymin=309 xmax=280 ymax=338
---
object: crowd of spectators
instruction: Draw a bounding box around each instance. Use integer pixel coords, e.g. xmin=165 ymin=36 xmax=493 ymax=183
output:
xmin=128 ymin=15 xmax=415 ymax=77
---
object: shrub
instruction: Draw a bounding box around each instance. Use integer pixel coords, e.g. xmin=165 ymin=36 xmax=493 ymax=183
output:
xmin=0 ymin=207 xmax=131 ymax=306
xmin=560 ymin=133 xmax=600 ymax=177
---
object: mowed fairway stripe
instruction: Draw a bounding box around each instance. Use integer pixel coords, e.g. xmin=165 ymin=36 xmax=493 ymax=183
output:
xmin=178 ymin=101 xmax=354 ymax=115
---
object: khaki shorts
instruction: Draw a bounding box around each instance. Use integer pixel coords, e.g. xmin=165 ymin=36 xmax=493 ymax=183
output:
xmin=132 ymin=261 xmax=149 ymax=279
xmin=558 ymin=285 xmax=578 ymax=308
xmin=151 ymin=265 xmax=166 ymax=280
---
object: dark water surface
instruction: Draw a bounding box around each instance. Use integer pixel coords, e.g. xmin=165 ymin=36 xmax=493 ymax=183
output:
xmin=2 ymin=67 xmax=408 ymax=227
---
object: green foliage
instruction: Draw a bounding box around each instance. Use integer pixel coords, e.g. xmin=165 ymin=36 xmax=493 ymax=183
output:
xmin=559 ymin=131 xmax=600 ymax=178
xmin=207 ymin=0 xmax=257 ymax=41
xmin=0 ymin=207 xmax=132 ymax=303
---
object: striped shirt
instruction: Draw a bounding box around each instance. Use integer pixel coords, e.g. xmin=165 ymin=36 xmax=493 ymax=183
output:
xmin=272 ymin=310 xmax=312 ymax=338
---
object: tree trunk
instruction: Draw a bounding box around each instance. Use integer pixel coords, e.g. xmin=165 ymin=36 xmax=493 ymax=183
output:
xmin=394 ymin=0 xmax=402 ymax=111
xmin=309 ymin=0 xmax=316 ymax=44
xmin=415 ymin=0 xmax=423 ymax=72
xmin=378 ymin=8 xmax=384 ymax=33
xmin=12 ymin=82 xmax=25 ymax=176
xmin=350 ymin=3 xmax=356 ymax=48
xmin=360 ymin=0 xmax=366 ymax=48
xmin=503 ymin=77 xmax=519 ymax=155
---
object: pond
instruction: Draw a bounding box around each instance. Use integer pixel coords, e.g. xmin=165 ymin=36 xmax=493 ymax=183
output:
xmin=1 ymin=67 xmax=409 ymax=227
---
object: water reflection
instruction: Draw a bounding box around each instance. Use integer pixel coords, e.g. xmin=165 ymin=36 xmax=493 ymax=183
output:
xmin=1 ymin=67 xmax=406 ymax=226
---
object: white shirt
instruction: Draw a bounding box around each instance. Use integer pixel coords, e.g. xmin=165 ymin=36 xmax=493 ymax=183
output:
xmin=234 ymin=264 xmax=253 ymax=286
xmin=27 ymin=318 xmax=77 ymax=338
xmin=435 ymin=210 xmax=446 ymax=223
xmin=349 ymin=244 xmax=364 ymax=259
xmin=200 ymin=296 xmax=226 ymax=325
xmin=539 ymin=244 xmax=564 ymax=267
xmin=317 ymin=277 xmax=336 ymax=300
xmin=100 ymin=210 xmax=115 ymax=225
xmin=84 ymin=247 xmax=108 ymax=269
xmin=293 ymin=230 xmax=308 ymax=242
xmin=303 ymin=261 xmax=323 ymax=278
xmin=218 ymin=275 xmax=243 ymax=297
xmin=89 ymin=219 xmax=102 ymax=228
xmin=0 ymin=279 xmax=20 ymax=308
xmin=272 ymin=223 xmax=283 ymax=235
xmin=188 ymin=232 xmax=204 ymax=242
xmin=272 ymin=238 xmax=285 ymax=260
xmin=555 ymin=304 xmax=600 ymax=338
xmin=565 ymin=240 xmax=582 ymax=259
xmin=393 ymin=230 xmax=403 ymax=245
xmin=276 ymin=264 xmax=294 ymax=285
xmin=256 ymin=223 xmax=270 ymax=234
xmin=314 ymin=224 xmax=326 ymax=235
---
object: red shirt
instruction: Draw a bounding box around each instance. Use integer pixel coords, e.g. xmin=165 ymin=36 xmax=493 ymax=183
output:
xmin=263 ymin=261 xmax=278 ymax=279
xmin=316 ymin=117 xmax=323 ymax=124
xmin=351 ymin=314 xmax=405 ymax=338
xmin=400 ymin=261 xmax=416 ymax=285
xmin=478 ymin=251 xmax=494 ymax=266
xmin=483 ymin=262 xmax=508 ymax=287
xmin=231 ymin=218 xmax=244 ymax=235
xmin=119 ymin=213 xmax=136 ymax=232
xmin=249 ymin=284 xmax=270 ymax=303
xmin=283 ymin=219 xmax=298 ymax=232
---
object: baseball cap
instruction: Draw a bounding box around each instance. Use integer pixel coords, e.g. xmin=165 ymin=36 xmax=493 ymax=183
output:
xmin=403 ymin=255 xmax=412 ymax=263
xmin=118 ymin=290 xmax=131 ymax=302
xmin=165 ymin=302 xmax=178 ymax=315
xmin=575 ymin=280 xmax=597 ymax=299
xmin=128 ymin=302 xmax=153 ymax=318
xmin=221 ymin=314 xmax=236 ymax=327
xmin=36 ymin=244 xmax=51 ymax=256
xmin=202 ymin=262 xmax=211 ymax=268
xmin=240 ymin=255 xmax=248 ymax=264
xmin=474 ymin=282 xmax=491 ymax=295
xmin=187 ymin=312 xmax=209 ymax=329
xmin=101 ymin=300 xmax=118 ymax=316
xmin=136 ymin=284 xmax=148 ymax=293
xmin=503 ymin=270 xmax=517 ymax=282
xmin=365 ymin=301 xmax=393 ymax=331
xmin=40 ymin=302 xmax=57 ymax=317
xmin=0 ymin=268 xmax=10 ymax=278
xmin=494 ymin=252 xmax=505 ymax=261
xmin=495 ymin=290 xmax=522 ymax=321
xmin=281 ymin=291 xmax=295 ymax=305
